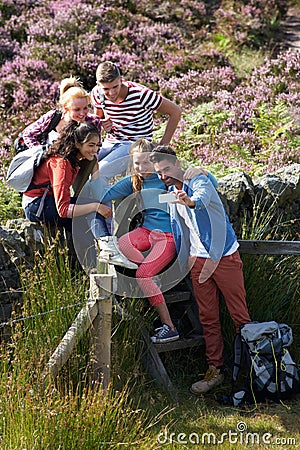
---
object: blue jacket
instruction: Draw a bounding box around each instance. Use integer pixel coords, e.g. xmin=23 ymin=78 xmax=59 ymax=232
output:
xmin=169 ymin=174 xmax=238 ymax=263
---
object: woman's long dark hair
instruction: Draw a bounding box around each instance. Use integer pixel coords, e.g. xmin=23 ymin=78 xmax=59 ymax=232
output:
xmin=46 ymin=121 xmax=100 ymax=168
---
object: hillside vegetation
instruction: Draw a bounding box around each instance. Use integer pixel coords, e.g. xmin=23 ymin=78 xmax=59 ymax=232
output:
xmin=0 ymin=0 xmax=299 ymax=181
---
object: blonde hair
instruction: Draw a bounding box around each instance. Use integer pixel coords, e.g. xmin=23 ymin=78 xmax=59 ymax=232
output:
xmin=129 ymin=139 xmax=156 ymax=192
xmin=59 ymin=76 xmax=91 ymax=109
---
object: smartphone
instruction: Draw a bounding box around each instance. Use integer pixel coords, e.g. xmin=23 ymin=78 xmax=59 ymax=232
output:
xmin=158 ymin=193 xmax=177 ymax=203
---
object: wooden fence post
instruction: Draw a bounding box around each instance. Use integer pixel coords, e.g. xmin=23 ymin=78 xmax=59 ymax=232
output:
xmin=89 ymin=274 xmax=113 ymax=389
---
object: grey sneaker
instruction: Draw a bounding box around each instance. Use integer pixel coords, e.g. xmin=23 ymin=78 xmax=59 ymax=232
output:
xmin=151 ymin=324 xmax=179 ymax=343
xmin=97 ymin=236 xmax=138 ymax=270
xmin=190 ymin=366 xmax=224 ymax=395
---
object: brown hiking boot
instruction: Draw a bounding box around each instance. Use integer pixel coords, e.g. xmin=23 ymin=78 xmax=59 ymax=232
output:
xmin=190 ymin=366 xmax=224 ymax=395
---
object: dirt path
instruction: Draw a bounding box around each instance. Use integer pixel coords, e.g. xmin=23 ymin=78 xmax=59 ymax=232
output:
xmin=281 ymin=7 xmax=300 ymax=50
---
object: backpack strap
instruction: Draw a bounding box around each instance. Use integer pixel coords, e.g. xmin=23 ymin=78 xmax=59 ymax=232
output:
xmin=232 ymin=333 xmax=243 ymax=383
xmin=46 ymin=109 xmax=62 ymax=132
xmin=36 ymin=187 xmax=50 ymax=218
xmin=38 ymin=110 xmax=62 ymax=145
xmin=71 ymin=157 xmax=97 ymax=197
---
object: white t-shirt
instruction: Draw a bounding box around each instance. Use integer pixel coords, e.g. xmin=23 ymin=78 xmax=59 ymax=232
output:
xmin=175 ymin=197 xmax=238 ymax=258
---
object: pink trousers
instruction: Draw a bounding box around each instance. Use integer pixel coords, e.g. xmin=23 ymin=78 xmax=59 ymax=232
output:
xmin=118 ymin=227 xmax=177 ymax=306
xmin=190 ymin=250 xmax=251 ymax=368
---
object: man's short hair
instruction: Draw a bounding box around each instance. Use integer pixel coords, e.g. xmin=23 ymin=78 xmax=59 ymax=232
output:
xmin=149 ymin=145 xmax=178 ymax=165
xmin=96 ymin=61 xmax=121 ymax=83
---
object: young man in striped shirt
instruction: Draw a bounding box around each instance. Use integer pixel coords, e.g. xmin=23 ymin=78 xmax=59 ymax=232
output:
xmin=91 ymin=61 xmax=182 ymax=185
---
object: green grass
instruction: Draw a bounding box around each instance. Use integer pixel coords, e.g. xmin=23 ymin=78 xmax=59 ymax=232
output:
xmin=228 ymin=48 xmax=268 ymax=78
xmin=0 ymin=180 xmax=23 ymax=221
xmin=0 ymin=217 xmax=298 ymax=448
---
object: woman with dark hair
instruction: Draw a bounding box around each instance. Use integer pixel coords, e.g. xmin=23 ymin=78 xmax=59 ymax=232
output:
xmin=22 ymin=121 xmax=111 ymax=231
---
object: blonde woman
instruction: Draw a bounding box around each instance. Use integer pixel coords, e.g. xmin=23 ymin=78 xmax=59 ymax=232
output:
xmin=22 ymin=76 xmax=102 ymax=148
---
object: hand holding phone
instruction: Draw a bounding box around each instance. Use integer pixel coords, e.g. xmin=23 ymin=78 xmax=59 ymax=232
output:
xmin=158 ymin=193 xmax=177 ymax=203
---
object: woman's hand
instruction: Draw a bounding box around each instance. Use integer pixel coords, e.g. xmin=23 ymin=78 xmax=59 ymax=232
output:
xmin=184 ymin=167 xmax=208 ymax=180
xmin=97 ymin=203 xmax=112 ymax=218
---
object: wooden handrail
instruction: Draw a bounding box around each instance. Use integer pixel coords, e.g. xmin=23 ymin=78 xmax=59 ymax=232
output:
xmin=43 ymin=275 xmax=113 ymax=389
xmin=238 ymin=240 xmax=300 ymax=255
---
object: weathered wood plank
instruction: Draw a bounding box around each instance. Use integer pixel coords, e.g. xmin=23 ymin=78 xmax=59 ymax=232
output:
xmin=154 ymin=335 xmax=205 ymax=353
xmin=139 ymin=324 xmax=179 ymax=403
xmin=238 ymin=240 xmax=300 ymax=255
xmin=45 ymin=300 xmax=99 ymax=379
xmin=89 ymin=274 xmax=113 ymax=389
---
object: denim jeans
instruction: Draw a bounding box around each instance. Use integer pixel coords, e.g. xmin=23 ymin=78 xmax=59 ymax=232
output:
xmin=96 ymin=141 xmax=133 ymax=235
xmin=25 ymin=195 xmax=109 ymax=237
xmin=25 ymin=195 xmax=72 ymax=232
xmin=98 ymin=141 xmax=132 ymax=185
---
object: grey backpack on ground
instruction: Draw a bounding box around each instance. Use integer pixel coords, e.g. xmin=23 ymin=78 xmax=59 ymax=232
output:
xmin=218 ymin=321 xmax=300 ymax=407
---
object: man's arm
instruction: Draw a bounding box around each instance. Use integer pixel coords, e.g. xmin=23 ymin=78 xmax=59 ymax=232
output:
xmin=94 ymin=107 xmax=105 ymax=118
xmin=175 ymin=176 xmax=214 ymax=209
xmin=157 ymin=97 xmax=182 ymax=145
xmin=184 ymin=167 xmax=218 ymax=188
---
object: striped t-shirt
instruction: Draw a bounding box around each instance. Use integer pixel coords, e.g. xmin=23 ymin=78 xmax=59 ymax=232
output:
xmin=91 ymin=80 xmax=162 ymax=143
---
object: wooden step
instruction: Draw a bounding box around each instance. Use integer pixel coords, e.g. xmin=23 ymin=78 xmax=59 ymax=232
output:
xmin=153 ymin=335 xmax=204 ymax=353
xmin=164 ymin=290 xmax=192 ymax=304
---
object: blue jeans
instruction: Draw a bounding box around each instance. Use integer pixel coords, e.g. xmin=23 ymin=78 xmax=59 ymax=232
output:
xmin=25 ymin=195 xmax=73 ymax=232
xmin=98 ymin=141 xmax=132 ymax=185
xmin=25 ymin=195 xmax=110 ymax=270
xmin=25 ymin=195 xmax=109 ymax=237
xmin=97 ymin=141 xmax=133 ymax=234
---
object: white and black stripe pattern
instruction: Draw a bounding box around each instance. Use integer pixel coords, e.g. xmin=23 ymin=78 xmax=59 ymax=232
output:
xmin=91 ymin=81 xmax=162 ymax=142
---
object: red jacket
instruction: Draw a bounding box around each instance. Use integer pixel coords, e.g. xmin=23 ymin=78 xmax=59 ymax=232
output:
xmin=24 ymin=155 xmax=79 ymax=218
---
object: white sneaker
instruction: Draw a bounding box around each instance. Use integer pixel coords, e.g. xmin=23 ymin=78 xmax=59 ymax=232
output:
xmin=97 ymin=236 xmax=138 ymax=270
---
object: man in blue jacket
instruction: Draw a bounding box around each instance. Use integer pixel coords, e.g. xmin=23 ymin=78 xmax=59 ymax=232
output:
xmin=150 ymin=146 xmax=251 ymax=395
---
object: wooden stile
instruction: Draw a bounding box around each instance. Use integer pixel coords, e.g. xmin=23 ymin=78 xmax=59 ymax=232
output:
xmin=42 ymin=240 xmax=299 ymax=398
xmin=238 ymin=240 xmax=300 ymax=255
xmin=89 ymin=274 xmax=113 ymax=389
xmin=44 ymin=274 xmax=113 ymax=390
